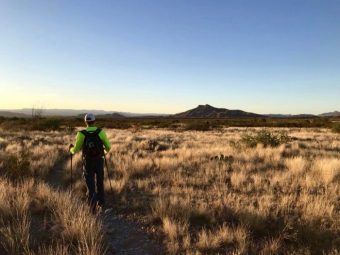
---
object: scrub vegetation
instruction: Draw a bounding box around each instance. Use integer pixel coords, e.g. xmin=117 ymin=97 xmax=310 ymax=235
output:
xmin=0 ymin=125 xmax=339 ymax=254
xmin=0 ymin=115 xmax=338 ymax=132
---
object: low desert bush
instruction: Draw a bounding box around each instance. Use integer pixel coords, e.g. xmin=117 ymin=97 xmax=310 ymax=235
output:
xmin=185 ymin=121 xmax=212 ymax=131
xmin=332 ymin=123 xmax=340 ymax=133
xmin=241 ymin=130 xmax=290 ymax=147
xmin=31 ymin=118 xmax=62 ymax=131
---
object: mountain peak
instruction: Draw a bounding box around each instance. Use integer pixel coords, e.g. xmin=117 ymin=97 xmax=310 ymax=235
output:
xmin=319 ymin=111 xmax=340 ymax=117
xmin=197 ymin=104 xmax=214 ymax=109
xmin=174 ymin=104 xmax=261 ymax=118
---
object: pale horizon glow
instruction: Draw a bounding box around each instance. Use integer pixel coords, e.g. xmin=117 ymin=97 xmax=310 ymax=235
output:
xmin=0 ymin=1 xmax=339 ymax=115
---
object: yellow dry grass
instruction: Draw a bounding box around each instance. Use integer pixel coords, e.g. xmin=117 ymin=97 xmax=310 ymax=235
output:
xmin=0 ymin=130 xmax=104 ymax=255
xmin=0 ymin=179 xmax=104 ymax=254
xmin=103 ymin=128 xmax=339 ymax=254
xmin=0 ymin=127 xmax=339 ymax=254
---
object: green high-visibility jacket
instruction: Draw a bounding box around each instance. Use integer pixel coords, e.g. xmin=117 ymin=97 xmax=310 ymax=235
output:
xmin=70 ymin=126 xmax=111 ymax=155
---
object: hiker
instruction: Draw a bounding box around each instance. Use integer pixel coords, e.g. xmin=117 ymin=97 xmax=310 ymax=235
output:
xmin=69 ymin=113 xmax=111 ymax=212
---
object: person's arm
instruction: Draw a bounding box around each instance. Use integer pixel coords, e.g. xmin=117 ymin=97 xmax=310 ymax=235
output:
xmin=70 ymin=132 xmax=85 ymax=154
xmin=99 ymin=130 xmax=111 ymax=153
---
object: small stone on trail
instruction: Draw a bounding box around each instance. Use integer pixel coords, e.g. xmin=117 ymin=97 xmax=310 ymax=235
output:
xmin=104 ymin=208 xmax=113 ymax=214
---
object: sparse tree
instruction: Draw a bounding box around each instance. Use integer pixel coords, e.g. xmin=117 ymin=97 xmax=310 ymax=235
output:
xmin=31 ymin=104 xmax=44 ymax=119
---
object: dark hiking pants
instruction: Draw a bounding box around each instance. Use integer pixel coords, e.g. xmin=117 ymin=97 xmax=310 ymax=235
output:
xmin=83 ymin=157 xmax=105 ymax=210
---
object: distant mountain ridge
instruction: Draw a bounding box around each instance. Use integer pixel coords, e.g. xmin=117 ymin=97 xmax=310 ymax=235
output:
xmin=174 ymin=104 xmax=262 ymax=118
xmin=266 ymin=114 xmax=316 ymax=118
xmin=0 ymin=111 xmax=29 ymax=118
xmin=319 ymin=111 xmax=340 ymax=117
xmin=94 ymin=113 xmax=126 ymax=119
xmin=0 ymin=108 xmax=165 ymax=117
xmin=0 ymin=107 xmax=339 ymax=118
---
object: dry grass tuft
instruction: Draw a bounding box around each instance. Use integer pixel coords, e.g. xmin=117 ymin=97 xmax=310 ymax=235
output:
xmin=312 ymin=158 xmax=340 ymax=184
xmin=0 ymin=179 xmax=105 ymax=254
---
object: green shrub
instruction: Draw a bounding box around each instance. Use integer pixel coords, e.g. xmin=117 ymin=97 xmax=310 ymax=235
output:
xmin=332 ymin=123 xmax=340 ymax=133
xmin=241 ymin=130 xmax=290 ymax=148
xmin=185 ymin=121 xmax=211 ymax=131
xmin=98 ymin=120 xmax=131 ymax=129
xmin=31 ymin=118 xmax=62 ymax=131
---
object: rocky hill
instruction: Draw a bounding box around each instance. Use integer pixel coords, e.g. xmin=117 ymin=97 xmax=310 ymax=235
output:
xmin=174 ymin=104 xmax=262 ymax=118
xmin=319 ymin=111 xmax=340 ymax=117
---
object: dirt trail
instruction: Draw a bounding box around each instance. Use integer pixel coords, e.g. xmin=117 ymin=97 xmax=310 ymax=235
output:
xmin=103 ymin=210 xmax=163 ymax=255
xmin=46 ymin=154 xmax=164 ymax=255
xmin=46 ymin=155 xmax=69 ymax=189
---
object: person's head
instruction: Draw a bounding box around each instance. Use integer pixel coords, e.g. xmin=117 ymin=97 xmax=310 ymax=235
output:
xmin=84 ymin=113 xmax=95 ymax=126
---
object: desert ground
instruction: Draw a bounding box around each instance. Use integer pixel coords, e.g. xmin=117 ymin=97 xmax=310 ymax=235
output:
xmin=0 ymin=127 xmax=339 ymax=254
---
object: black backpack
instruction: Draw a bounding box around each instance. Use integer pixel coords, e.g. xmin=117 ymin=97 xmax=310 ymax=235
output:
xmin=81 ymin=128 xmax=104 ymax=158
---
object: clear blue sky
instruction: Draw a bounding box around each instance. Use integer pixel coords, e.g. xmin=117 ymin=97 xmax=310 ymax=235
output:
xmin=0 ymin=0 xmax=339 ymax=114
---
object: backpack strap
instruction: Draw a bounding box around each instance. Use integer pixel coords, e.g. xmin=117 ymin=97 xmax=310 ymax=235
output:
xmin=80 ymin=130 xmax=88 ymax=136
xmin=80 ymin=128 xmax=101 ymax=136
xmin=94 ymin=128 xmax=102 ymax=136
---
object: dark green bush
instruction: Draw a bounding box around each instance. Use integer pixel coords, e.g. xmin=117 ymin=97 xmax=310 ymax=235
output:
xmin=31 ymin=118 xmax=62 ymax=131
xmin=241 ymin=130 xmax=290 ymax=148
xmin=332 ymin=123 xmax=340 ymax=133
xmin=104 ymin=121 xmax=131 ymax=129
xmin=185 ymin=121 xmax=211 ymax=131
